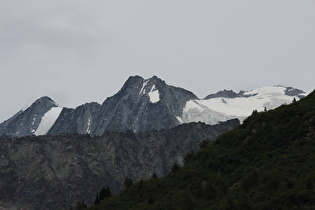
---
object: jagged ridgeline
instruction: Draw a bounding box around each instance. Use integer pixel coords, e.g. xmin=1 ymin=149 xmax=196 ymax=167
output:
xmin=87 ymin=90 xmax=315 ymax=210
xmin=0 ymin=76 xmax=305 ymax=137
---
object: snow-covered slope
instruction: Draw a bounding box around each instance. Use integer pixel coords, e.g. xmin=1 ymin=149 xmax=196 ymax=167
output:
xmin=34 ymin=107 xmax=63 ymax=135
xmin=178 ymin=86 xmax=306 ymax=125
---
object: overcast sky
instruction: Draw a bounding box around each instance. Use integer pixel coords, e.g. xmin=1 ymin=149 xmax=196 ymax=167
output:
xmin=1 ymin=0 xmax=314 ymax=122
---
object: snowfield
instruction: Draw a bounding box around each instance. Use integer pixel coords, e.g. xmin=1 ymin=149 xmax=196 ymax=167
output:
xmin=178 ymin=86 xmax=299 ymax=125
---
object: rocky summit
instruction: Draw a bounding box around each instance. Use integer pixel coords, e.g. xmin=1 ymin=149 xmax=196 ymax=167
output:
xmin=48 ymin=76 xmax=197 ymax=135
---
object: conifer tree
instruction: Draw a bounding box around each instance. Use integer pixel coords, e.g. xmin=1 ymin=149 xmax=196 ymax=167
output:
xmin=293 ymin=97 xmax=297 ymax=103
xmin=94 ymin=193 xmax=100 ymax=205
xmin=75 ymin=201 xmax=87 ymax=210
xmin=171 ymin=163 xmax=180 ymax=173
xmin=152 ymin=172 xmax=158 ymax=179
xmin=124 ymin=177 xmax=133 ymax=189
xmin=99 ymin=186 xmax=112 ymax=201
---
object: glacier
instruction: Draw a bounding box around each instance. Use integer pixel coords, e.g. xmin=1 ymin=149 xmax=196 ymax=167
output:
xmin=178 ymin=86 xmax=302 ymax=125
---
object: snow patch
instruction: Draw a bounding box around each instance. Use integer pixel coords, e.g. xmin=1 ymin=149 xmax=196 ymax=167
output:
xmin=32 ymin=116 xmax=36 ymax=126
xmin=86 ymin=117 xmax=92 ymax=134
xmin=139 ymin=80 xmax=148 ymax=95
xmin=148 ymin=85 xmax=160 ymax=103
xmin=176 ymin=116 xmax=183 ymax=124
xmin=34 ymin=107 xmax=62 ymax=136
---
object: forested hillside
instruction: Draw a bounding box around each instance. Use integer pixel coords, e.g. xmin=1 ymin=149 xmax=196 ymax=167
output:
xmin=87 ymin=90 xmax=315 ymax=210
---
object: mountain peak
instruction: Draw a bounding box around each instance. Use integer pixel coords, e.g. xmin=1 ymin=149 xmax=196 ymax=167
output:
xmin=205 ymin=89 xmax=240 ymax=99
xmin=19 ymin=96 xmax=58 ymax=114
xmin=126 ymin=75 xmax=163 ymax=85
xmin=33 ymin=96 xmax=58 ymax=107
xmin=0 ymin=96 xmax=61 ymax=137
xmin=120 ymin=75 xmax=165 ymax=98
xmin=147 ymin=75 xmax=161 ymax=82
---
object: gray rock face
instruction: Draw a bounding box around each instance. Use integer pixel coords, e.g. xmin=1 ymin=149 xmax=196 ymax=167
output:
xmin=49 ymin=76 xmax=198 ymax=135
xmin=47 ymin=102 xmax=101 ymax=135
xmin=0 ymin=120 xmax=239 ymax=209
xmin=204 ymin=89 xmax=241 ymax=99
xmin=284 ymin=86 xmax=306 ymax=99
xmin=0 ymin=97 xmax=58 ymax=137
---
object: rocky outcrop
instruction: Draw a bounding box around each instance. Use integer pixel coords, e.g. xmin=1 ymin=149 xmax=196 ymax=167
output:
xmin=0 ymin=119 xmax=239 ymax=209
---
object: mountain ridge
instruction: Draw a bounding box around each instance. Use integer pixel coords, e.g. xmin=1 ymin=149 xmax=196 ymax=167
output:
xmin=0 ymin=75 xmax=306 ymax=137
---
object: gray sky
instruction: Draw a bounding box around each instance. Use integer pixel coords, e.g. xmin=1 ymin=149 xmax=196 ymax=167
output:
xmin=1 ymin=0 xmax=315 ymax=123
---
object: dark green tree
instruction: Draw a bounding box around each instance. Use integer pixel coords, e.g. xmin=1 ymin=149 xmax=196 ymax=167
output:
xmin=171 ymin=163 xmax=180 ymax=173
xmin=152 ymin=172 xmax=158 ymax=179
xmin=183 ymin=151 xmax=195 ymax=163
xmin=94 ymin=193 xmax=100 ymax=205
xmin=199 ymin=139 xmax=209 ymax=149
xmin=99 ymin=186 xmax=111 ymax=201
xmin=75 ymin=201 xmax=87 ymax=210
xmin=124 ymin=177 xmax=133 ymax=189
xmin=94 ymin=186 xmax=112 ymax=205
xmin=293 ymin=97 xmax=297 ymax=103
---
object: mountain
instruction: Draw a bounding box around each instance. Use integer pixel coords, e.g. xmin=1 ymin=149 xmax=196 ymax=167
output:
xmin=0 ymin=120 xmax=239 ymax=209
xmin=48 ymin=76 xmax=197 ymax=135
xmin=0 ymin=76 xmax=306 ymax=137
xmin=87 ymin=90 xmax=315 ymax=210
xmin=0 ymin=97 xmax=62 ymax=137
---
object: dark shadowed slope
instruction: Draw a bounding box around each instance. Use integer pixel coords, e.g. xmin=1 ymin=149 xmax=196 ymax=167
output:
xmin=0 ymin=120 xmax=238 ymax=209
